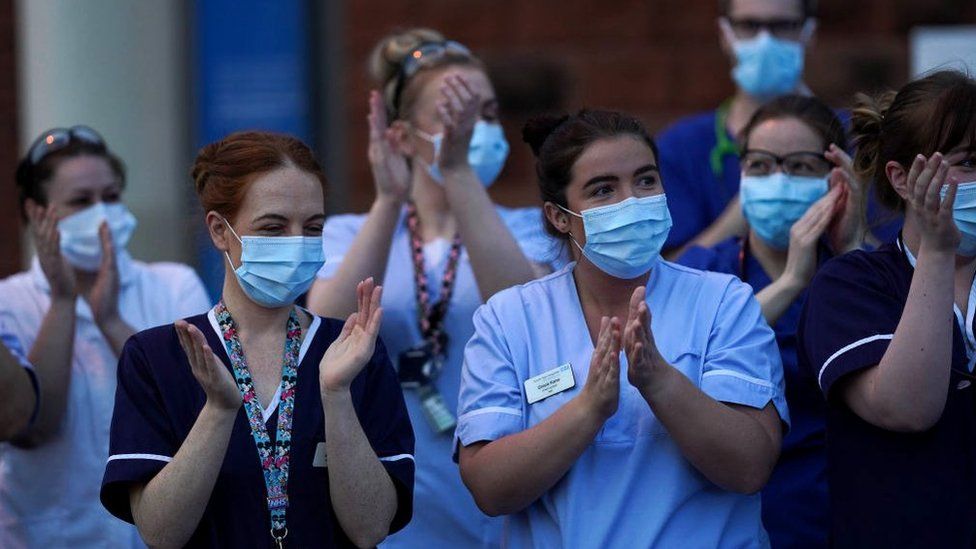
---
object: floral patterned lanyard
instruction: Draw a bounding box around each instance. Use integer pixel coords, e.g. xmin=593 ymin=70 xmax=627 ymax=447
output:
xmin=214 ymin=300 xmax=301 ymax=548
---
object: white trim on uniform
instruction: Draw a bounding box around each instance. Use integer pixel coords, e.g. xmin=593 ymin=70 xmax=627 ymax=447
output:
xmin=701 ymin=369 xmax=773 ymax=388
xmin=107 ymin=453 xmax=173 ymax=463
xmin=378 ymin=454 xmax=415 ymax=463
xmin=458 ymin=406 xmax=523 ymax=423
xmin=817 ymin=334 xmax=895 ymax=389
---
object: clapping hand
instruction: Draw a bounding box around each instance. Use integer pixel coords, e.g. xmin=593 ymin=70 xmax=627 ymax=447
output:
xmin=580 ymin=316 xmax=622 ymax=421
xmin=367 ymin=90 xmax=411 ymax=203
xmin=623 ymin=287 xmax=669 ymax=397
xmin=907 ymin=153 xmax=959 ymax=253
xmin=175 ymin=320 xmax=241 ymax=411
xmin=320 ymin=278 xmax=384 ymax=393
xmin=435 ymin=73 xmax=480 ymax=175
xmin=26 ymin=200 xmax=75 ymax=301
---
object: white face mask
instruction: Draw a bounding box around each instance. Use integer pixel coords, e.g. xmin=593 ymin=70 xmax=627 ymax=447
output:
xmin=57 ymin=202 xmax=137 ymax=271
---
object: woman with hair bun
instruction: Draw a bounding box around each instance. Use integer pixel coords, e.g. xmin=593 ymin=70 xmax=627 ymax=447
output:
xmin=307 ymin=28 xmax=555 ymax=548
xmin=798 ymin=70 xmax=976 ymax=547
xmin=456 ymin=109 xmax=787 ymax=547
xmin=100 ymin=131 xmax=415 ymax=548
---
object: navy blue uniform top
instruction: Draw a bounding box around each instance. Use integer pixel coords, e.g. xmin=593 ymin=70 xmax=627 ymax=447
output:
xmin=679 ymin=237 xmax=828 ymax=549
xmin=798 ymin=240 xmax=976 ymax=548
xmin=100 ymin=310 xmax=415 ymax=548
xmin=656 ymin=107 xmax=900 ymax=251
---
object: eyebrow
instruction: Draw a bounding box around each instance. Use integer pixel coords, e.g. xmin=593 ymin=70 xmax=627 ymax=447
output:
xmin=583 ymin=164 xmax=659 ymax=189
xmin=252 ymin=213 xmax=289 ymax=224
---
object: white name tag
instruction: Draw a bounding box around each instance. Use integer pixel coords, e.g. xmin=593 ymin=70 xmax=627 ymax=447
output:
xmin=524 ymin=363 xmax=576 ymax=404
xmin=313 ymin=442 xmax=328 ymax=467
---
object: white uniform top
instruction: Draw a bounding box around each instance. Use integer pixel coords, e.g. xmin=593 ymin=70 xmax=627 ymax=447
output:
xmin=456 ymin=261 xmax=789 ymax=548
xmin=0 ymin=252 xmax=211 ymax=548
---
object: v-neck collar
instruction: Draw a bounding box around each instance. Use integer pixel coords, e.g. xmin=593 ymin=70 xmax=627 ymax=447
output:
xmin=205 ymin=306 xmax=321 ymax=423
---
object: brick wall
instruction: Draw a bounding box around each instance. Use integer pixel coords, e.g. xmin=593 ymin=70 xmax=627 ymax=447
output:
xmin=339 ymin=0 xmax=976 ymax=211
xmin=0 ymin=0 xmax=18 ymax=277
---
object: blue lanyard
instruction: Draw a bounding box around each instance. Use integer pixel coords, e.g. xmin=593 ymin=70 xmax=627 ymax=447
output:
xmin=215 ymin=301 xmax=302 ymax=548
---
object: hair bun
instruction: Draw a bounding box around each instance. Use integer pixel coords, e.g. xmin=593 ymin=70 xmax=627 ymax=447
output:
xmin=522 ymin=114 xmax=569 ymax=157
xmin=367 ymin=27 xmax=445 ymax=87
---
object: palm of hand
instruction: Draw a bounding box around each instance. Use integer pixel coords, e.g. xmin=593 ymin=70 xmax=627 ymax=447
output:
xmin=367 ymin=90 xmax=411 ymax=201
xmin=320 ymin=278 xmax=384 ymax=392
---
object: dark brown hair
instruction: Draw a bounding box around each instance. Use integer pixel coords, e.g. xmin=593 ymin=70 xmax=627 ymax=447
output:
xmin=740 ymin=94 xmax=848 ymax=152
xmin=719 ymin=0 xmax=816 ymax=17
xmin=523 ymin=109 xmax=659 ymax=239
xmin=191 ymin=131 xmax=327 ymax=222
xmin=15 ymin=140 xmax=126 ymax=220
xmin=852 ymin=70 xmax=976 ymax=212
xmin=369 ymin=28 xmax=484 ymax=120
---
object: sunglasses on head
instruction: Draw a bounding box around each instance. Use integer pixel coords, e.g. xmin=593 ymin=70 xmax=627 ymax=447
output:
xmin=390 ymin=40 xmax=472 ymax=118
xmin=27 ymin=125 xmax=106 ymax=166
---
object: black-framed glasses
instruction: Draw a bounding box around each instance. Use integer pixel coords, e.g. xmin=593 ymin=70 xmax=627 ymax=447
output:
xmin=726 ymin=17 xmax=807 ymax=39
xmin=391 ymin=40 xmax=472 ymax=117
xmin=27 ymin=125 xmax=105 ymax=166
xmin=741 ymin=149 xmax=831 ymax=178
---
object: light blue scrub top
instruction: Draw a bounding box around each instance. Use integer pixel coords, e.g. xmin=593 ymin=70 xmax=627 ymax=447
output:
xmin=317 ymin=206 xmax=558 ymax=548
xmin=456 ymin=261 xmax=789 ymax=548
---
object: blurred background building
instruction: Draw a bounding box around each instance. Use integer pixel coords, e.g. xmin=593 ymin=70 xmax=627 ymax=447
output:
xmin=0 ymin=0 xmax=974 ymax=295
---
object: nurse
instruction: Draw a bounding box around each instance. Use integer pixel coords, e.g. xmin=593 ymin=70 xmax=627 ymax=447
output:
xmin=798 ymin=70 xmax=976 ymax=546
xmin=100 ymin=131 xmax=415 ymax=548
xmin=456 ymin=109 xmax=788 ymax=547
xmin=678 ymin=94 xmax=866 ymax=548
xmin=306 ymin=28 xmax=554 ymax=548
xmin=0 ymin=125 xmax=210 ymax=547
xmin=657 ymin=0 xmax=819 ymax=253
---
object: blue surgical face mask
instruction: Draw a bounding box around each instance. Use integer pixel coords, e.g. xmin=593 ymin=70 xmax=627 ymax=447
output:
xmin=57 ymin=202 xmax=137 ymax=271
xmin=416 ymin=120 xmax=510 ymax=187
xmin=942 ymin=181 xmax=976 ymax=257
xmin=223 ymin=220 xmax=326 ymax=308
xmin=740 ymin=172 xmax=828 ymax=250
xmin=729 ymin=29 xmax=805 ymax=98
xmin=558 ymin=194 xmax=673 ymax=279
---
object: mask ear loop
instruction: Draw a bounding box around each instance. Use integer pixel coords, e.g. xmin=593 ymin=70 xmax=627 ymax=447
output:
xmin=220 ymin=216 xmax=244 ymax=271
xmin=554 ymin=203 xmax=587 ymax=257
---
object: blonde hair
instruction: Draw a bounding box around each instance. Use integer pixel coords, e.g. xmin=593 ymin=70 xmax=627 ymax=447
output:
xmin=368 ymin=27 xmax=481 ymax=120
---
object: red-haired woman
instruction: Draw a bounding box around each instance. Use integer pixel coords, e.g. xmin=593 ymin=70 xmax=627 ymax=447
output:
xmin=100 ymin=132 xmax=414 ymax=548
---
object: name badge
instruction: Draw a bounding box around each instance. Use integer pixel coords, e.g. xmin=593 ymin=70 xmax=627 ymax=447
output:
xmin=313 ymin=442 xmax=328 ymax=467
xmin=524 ymin=363 xmax=576 ymax=404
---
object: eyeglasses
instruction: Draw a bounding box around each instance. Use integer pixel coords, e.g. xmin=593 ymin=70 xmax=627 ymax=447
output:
xmin=726 ymin=17 xmax=807 ymax=40
xmin=27 ymin=125 xmax=105 ymax=166
xmin=741 ymin=149 xmax=831 ymax=178
xmin=391 ymin=40 xmax=472 ymax=117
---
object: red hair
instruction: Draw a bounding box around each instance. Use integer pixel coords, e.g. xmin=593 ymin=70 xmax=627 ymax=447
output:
xmin=191 ymin=131 xmax=327 ymax=220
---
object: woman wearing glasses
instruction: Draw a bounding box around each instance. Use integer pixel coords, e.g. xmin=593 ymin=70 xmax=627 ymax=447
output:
xmin=0 ymin=126 xmax=210 ymax=547
xmin=799 ymin=71 xmax=976 ymax=547
xmin=306 ymin=28 xmax=555 ymax=548
xmin=676 ymin=95 xmax=866 ymax=547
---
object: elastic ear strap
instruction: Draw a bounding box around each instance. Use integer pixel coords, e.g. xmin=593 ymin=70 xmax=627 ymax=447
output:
xmin=555 ymin=203 xmax=583 ymax=219
xmin=220 ymin=215 xmax=243 ymax=244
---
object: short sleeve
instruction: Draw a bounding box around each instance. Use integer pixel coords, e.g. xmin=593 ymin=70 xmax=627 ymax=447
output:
xmin=100 ymin=334 xmax=179 ymax=523
xmin=799 ymin=253 xmax=903 ymax=397
xmin=497 ymin=206 xmax=563 ymax=269
xmin=317 ymin=214 xmax=367 ymax=280
xmin=355 ymin=338 xmax=415 ymax=534
xmin=453 ymin=303 xmax=524 ymax=458
xmin=702 ymin=277 xmax=789 ymax=426
xmin=172 ymin=266 xmax=213 ymax=318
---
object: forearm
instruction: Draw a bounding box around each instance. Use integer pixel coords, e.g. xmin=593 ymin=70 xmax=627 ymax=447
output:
xmin=441 ymin=167 xmax=538 ymax=300
xmin=0 ymin=347 xmax=35 ymax=441
xmin=845 ymin=248 xmax=954 ymax=431
xmin=25 ymin=297 xmax=76 ymax=443
xmin=322 ymin=388 xmax=397 ymax=548
xmin=641 ymin=367 xmax=779 ymax=493
xmin=755 ymin=275 xmax=804 ymax=326
xmin=459 ymin=396 xmax=604 ymax=516
xmin=307 ymin=197 xmax=400 ymax=319
xmin=98 ymin=317 xmax=136 ymax=356
xmin=130 ymin=403 xmax=236 ymax=548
